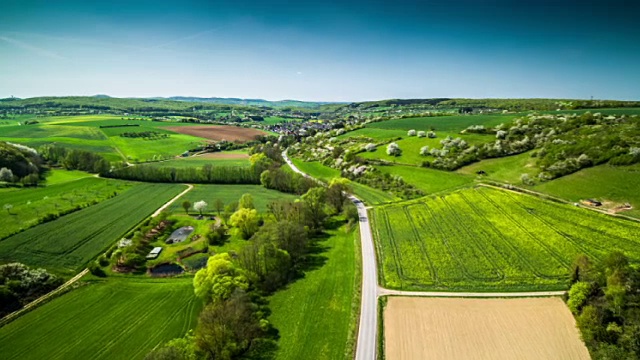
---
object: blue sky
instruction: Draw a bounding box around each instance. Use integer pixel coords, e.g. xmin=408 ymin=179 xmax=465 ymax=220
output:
xmin=1 ymin=0 xmax=639 ymax=101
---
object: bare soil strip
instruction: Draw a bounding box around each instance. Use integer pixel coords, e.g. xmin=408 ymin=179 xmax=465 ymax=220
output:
xmin=167 ymin=125 xmax=267 ymax=142
xmin=384 ymin=297 xmax=590 ymax=360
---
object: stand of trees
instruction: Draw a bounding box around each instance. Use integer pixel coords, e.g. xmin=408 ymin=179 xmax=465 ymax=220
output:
xmin=40 ymin=145 xmax=110 ymax=174
xmin=105 ymin=165 xmax=260 ymax=184
xmin=146 ymin=178 xmax=358 ymax=360
xmin=0 ymin=263 xmax=63 ymax=317
xmin=0 ymin=142 xmax=44 ymax=186
xmin=567 ymin=252 xmax=640 ymax=359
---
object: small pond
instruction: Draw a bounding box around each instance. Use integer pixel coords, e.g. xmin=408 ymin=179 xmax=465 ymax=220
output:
xmin=149 ymin=263 xmax=184 ymax=277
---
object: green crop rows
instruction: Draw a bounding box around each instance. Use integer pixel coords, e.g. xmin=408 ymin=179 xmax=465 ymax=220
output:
xmin=0 ymin=177 xmax=131 ymax=240
xmin=0 ymin=183 xmax=185 ymax=274
xmin=0 ymin=278 xmax=201 ymax=360
xmin=372 ymin=187 xmax=640 ymax=291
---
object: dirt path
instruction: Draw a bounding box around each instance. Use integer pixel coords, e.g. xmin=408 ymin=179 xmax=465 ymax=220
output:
xmin=379 ymin=287 xmax=566 ymax=297
xmin=151 ymin=184 xmax=194 ymax=217
xmin=0 ymin=268 xmax=89 ymax=326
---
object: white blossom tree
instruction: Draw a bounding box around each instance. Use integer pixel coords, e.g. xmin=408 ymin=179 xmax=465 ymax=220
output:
xmin=427 ymin=131 xmax=437 ymax=138
xmin=194 ymin=200 xmax=208 ymax=216
xmin=420 ymin=146 xmax=430 ymax=156
xmin=0 ymin=167 xmax=13 ymax=183
xmin=417 ymin=131 xmax=426 ymax=138
xmin=387 ymin=142 xmax=402 ymax=156
xmin=407 ymin=129 xmax=416 ymax=136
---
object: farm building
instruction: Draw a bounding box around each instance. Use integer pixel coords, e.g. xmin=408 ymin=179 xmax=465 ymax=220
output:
xmin=146 ymin=247 xmax=163 ymax=259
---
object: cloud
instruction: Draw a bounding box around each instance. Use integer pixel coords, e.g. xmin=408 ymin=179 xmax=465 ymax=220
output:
xmin=0 ymin=36 xmax=66 ymax=60
xmin=297 ymin=71 xmax=303 ymax=75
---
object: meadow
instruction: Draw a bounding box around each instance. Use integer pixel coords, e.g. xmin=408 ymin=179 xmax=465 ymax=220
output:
xmin=376 ymin=165 xmax=474 ymax=195
xmin=366 ymin=113 xmax=517 ymax=132
xmin=0 ymin=278 xmax=201 ymax=360
xmin=145 ymin=150 xmax=251 ymax=168
xmin=289 ymin=159 xmax=399 ymax=204
xmin=534 ymin=164 xmax=640 ymax=218
xmin=456 ymin=151 xmax=538 ymax=183
xmin=0 ymin=177 xmax=131 ymax=240
xmin=372 ymin=186 xmax=640 ymax=291
xmin=269 ymin=225 xmax=359 ymax=360
xmin=0 ymin=183 xmax=185 ymax=274
xmin=167 ymin=184 xmax=298 ymax=213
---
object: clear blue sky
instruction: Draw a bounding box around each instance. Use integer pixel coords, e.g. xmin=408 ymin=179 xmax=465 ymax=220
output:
xmin=1 ymin=0 xmax=639 ymax=101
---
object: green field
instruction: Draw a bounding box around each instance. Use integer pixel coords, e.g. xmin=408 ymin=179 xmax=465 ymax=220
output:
xmin=372 ymin=186 xmax=640 ymax=291
xmin=168 ymin=184 xmax=298 ymax=213
xmin=0 ymin=183 xmax=185 ymax=274
xmin=269 ymin=225 xmax=359 ymax=360
xmin=376 ymin=165 xmax=474 ymax=194
xmin=0 ymin=115 xmax=212 ymax=163
xmin=535 ymin=164 xmax=640 ymax=219
xmin=457 ymin=151 xmax=538 ymax=183
xmin=289 ymin=159 xmax=398 ymax=205
xmin=362 ymin=133 xmax=491 ymax=166
xmin=0 ymin=278 xmax=201 ymax=360
xmin=0 ymin=177 xmax=131 ymax=240
xmin=44 ymin=169 xmax=93 ymax=184
xmin=366 ymin=113 xmax=517 ymax=132
xmin=144 ymin=151 xmax=250 ymax=168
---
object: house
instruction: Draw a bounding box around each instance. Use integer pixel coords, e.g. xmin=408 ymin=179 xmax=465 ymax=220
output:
xmin=146 ymin=247 xmax=163 ymax=259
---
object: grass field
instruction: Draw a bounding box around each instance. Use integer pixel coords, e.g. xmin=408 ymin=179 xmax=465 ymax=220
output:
xmin=376 ymin=165 xmax=474 ymax=195
xmin=0 ymin=177 xmax=131 ymax=240
xmin=366 ymin=114 xmax=517 ymax=132
xmin=357 ymin=131 xmax=491 ymax=166
xmin=144 ymin=150 xmax=251 ymax=168
xmin=534 ymin=164 xmax=640 ymax=218
xmin=168 ymin=184 xmax=298 ymax=213
xmin=457 ymin=151 xmax=538 ymax=183
xmin=384 ymin=297 xmax=589 ymax=360
xmin=0 ymin=183 xmax=185 ymax=274
xmin=372 ymin=186 xmax=640 ymax=291
xmin=269 ymin=225 xmax=359 ymax=360
xmin=44 ymin=169 xmax=93 ymax=184
xmin=0 ymin=278 xmax=201 ymax=360
xmin=289 ymin=158 xmax=399 ymax=205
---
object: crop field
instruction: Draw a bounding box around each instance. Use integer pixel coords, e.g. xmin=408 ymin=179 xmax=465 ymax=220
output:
xmin=289 ymin=159 xmax=398 ymax=205
xmin=44 ymin=169 xmax=93 ymax=184
xmin=535 ymin=164 xmax=640 ymax=219
xmin=0 ymin=183 xmax=185 ymax=274
xmin=384 ymin=297 xmax=590 ymax=360
xmin=366 ymin=113 xmax=517 ymax=132
xmin=166 ymin=125 xmax=267 ymax=142
xmin=372 ymin=186 xmax=640 ymax=291
xmin=269 ymin=226 xmax=359 ymax=360
xmin=168 ymin=184 xmax=298 ymax=213
xmin=376 ymin=165 xmax=474 ymax=195
xmin=0 ymin=177 xmax=131 ymax=240
xmin=0 ymin=278 xmax=201 ymax=360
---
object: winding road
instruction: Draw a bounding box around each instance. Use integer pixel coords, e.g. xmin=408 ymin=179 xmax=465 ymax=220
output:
xmin=282 ymin=150 xmax=567 ymax=359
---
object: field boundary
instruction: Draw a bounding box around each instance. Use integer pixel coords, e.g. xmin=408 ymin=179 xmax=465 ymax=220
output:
xmin=0 ymin=268 xmax=89 ymax=327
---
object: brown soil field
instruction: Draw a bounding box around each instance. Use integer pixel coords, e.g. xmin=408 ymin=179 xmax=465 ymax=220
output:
xmin=167 ymin=125 xmax=267 ymax=142
xmin=384 ymin=297 xmax=590 ymax=360
xmin=197 ymin=152 xmax=249 ymax=160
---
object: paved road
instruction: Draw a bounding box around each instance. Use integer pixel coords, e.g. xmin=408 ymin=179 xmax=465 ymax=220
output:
xmin=283 ymin=150 xmax=379 ymax=360
xmin=282 ymin=150 xmax=566 ymax=360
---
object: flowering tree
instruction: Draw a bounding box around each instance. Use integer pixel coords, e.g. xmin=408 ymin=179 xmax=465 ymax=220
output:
xmin=387 ymin=142 xmax=402 ymax=156
xmin=417 ymin=131 xmax=426 ymax=138
xmin=194 ymin=200 xmax=208 ymax=215
xmin=407 ymin=129 xmax=416 ymax=136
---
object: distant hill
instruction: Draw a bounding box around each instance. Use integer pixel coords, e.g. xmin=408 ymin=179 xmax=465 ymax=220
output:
xmin=161 ymin=96 xmax=343 ymax=109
